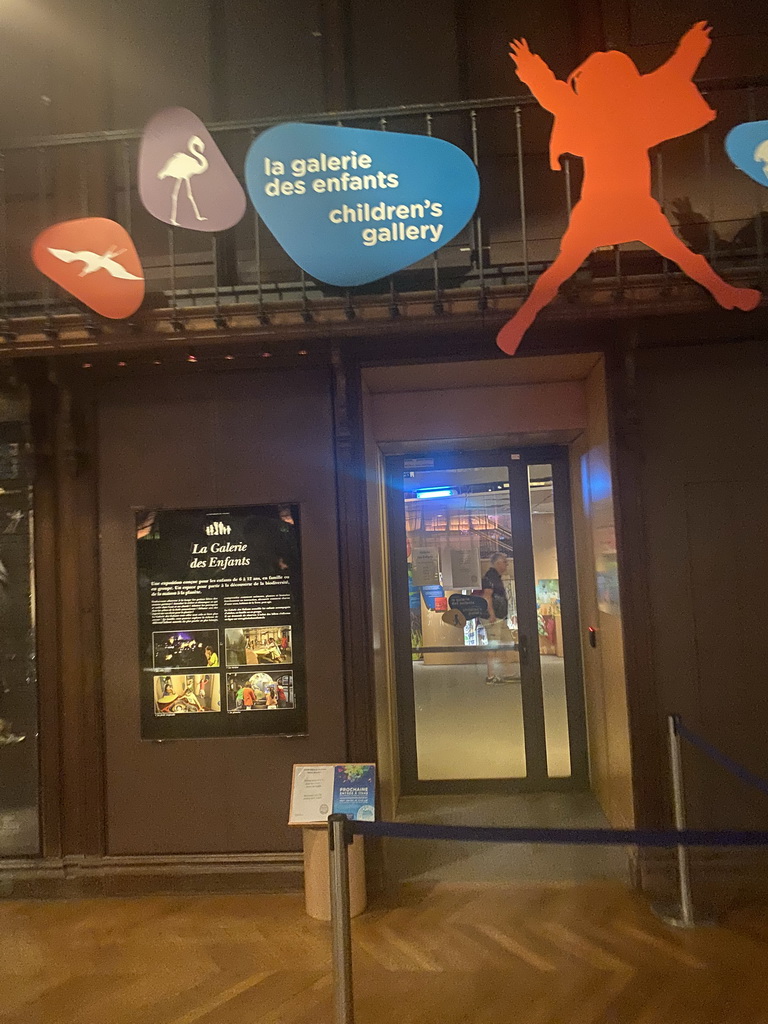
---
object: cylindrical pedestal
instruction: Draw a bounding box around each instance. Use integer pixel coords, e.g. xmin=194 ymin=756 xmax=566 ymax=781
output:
xmin=302 ymin=826 xmax=366 ymax=921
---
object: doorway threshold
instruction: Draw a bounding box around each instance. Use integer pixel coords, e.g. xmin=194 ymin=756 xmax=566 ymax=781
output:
xmin=384 ymin=792 xmax=630 ymax=885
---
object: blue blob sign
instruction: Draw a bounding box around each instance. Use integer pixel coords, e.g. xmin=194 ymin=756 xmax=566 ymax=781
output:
xmin=245 ymin=122 xmax=480 ymax=287
xmin=725 ymin=120 xmax=768 ymax=187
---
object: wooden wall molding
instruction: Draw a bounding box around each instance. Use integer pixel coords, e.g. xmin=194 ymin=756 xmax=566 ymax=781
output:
xmin=0 ymin=852 xmax=303 ymax=899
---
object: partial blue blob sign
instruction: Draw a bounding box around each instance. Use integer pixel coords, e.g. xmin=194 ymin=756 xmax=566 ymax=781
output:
xmin=245 ymin=122 xmax=480 ymax=286
xmin=725 ymin=120 xmax=768 ymax=187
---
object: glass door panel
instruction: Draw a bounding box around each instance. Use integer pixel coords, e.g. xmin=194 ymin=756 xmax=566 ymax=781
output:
xmin=403 ymin=464 xmax=526 ymax=780
xmin=528 ymin=464 xmax=571 ymax=778
xmin=389 ymin=446 xmax=588 ymax=794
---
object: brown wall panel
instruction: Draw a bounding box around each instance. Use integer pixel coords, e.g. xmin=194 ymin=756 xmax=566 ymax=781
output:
xmin=637 ymin=340 xmax=768 ymax=829
xmin=98 ymin=367 xmax=345 ymax=855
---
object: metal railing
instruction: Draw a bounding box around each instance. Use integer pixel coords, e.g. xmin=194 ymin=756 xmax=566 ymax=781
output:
xmin=0 ymin=77 xmax=766 ymax=334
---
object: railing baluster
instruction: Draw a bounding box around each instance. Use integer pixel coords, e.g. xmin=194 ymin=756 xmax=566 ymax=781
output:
xmin=168 ymin=226 xmax=180 ymax=326
xmin=250 ymin=129 xmax=268 ymax=325
xmin=656 ymin=151 xmax=669 ymax=279
xmin=379 ymin=116 xmax=399 ymax=317
xmin=0 ymin=152 xmax=9 ymax=331
xmin=564 ymin=155 xmax=572 ymax=219
xmin=300 ymin=267 xmax=312 ymax=322
xmin=470 ymin=109 xmax=487 ymax=309
xmin=748 ymin=88 xmax=765 ymax=267
xmin=425 ymin=113 xmax=443 ymax=314
xmin=514 ymin=106 xmax=529 ymax=291
xmin=79 ymin=145 xmax=89 ymax=218
xmin=121 ymin=140 xmax=133 ymax=235
xmin=703 ymin=130 xmax=715 ymax=265
xmin=37 ymin=147 xmax=54 ymax=328
xmin=212 ymin=235 xmax=222 ymax=323
xmin=336 ymin=118 xmax=356 ymax=321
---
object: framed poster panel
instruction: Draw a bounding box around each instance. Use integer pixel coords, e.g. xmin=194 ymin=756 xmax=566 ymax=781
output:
xmin=136 ymin=504 xmax=306 ymax=738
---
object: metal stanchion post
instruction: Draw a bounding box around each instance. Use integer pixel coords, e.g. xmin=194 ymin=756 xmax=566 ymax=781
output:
xmin=653 ymin=714 xmax=713 ymax=928
xmin=328 ymin=814 xmax=355 ymax=1024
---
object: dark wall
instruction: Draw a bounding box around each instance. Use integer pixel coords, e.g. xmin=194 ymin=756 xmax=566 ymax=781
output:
xmin=98 ymin=367 xmax=346 ymax=855
xmin=637 ymin=340 xmax=768 ymax=830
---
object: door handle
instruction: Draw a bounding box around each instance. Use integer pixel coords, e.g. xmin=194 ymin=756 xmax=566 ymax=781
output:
xmin=518 ymin=634 xmax=529 ymax=665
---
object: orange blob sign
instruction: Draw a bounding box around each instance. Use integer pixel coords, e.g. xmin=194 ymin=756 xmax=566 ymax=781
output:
xmin=498 ymin=23 xmax=761 ymax=355
xmin=32 ymin=218 xmax=145 ymax=320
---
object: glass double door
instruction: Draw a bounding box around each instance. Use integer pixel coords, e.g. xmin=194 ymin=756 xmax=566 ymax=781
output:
xmin=387 ymin=447 xmax=588 ymax=793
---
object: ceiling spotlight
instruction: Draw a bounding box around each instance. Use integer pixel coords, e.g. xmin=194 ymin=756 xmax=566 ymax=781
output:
xmin=298 ymin=349 xmax=308 ymax=356
xmin=224 ymin=354 xmax=235 ymax=361
xmin=187 ymin=350 xmax=198 ymax=363
xmin=153 ymin=359 xmax=162 ymax=366
xmin=261 ymin=350 xmax=272 ymax=358
xmin=117 ymin=360 xmax=127 ymax=367
xmin=82 ymin=361 xmax=92 ymax=369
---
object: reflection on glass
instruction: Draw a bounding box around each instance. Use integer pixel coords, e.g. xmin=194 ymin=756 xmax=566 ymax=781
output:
xmin=404 ymin=466 xmax=525 ymax=780
xmin=529 ymin=464 xmax=571 ymax=778
xmin=0 ymin=389 xmax=38 ymax=855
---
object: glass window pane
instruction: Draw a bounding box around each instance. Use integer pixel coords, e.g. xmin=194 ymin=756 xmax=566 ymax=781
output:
xmin=403 ymin=465 xmax=525 ymax=780
xmin=0 ymin=389 xmax=38 ymax=856
xmin=528 ymin=464 xmax=571 ymax=778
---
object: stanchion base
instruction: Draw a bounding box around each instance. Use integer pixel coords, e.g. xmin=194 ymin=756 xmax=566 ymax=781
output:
xmin=651 ymin=902 xmax=717 ymax=929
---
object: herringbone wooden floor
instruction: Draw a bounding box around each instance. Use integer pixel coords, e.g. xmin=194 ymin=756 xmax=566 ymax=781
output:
xmin=2 ymin=882 xmax=768 ymax=1024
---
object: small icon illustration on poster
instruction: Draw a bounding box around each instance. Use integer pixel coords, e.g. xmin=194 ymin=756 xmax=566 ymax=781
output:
xmin=725 ymin=120 xmax=768 ymax=188
xmin=32 ymin=218 xmax=145 ymax=319
xmin=497 ymin=23 xmax=762 ymax=357
xmin=139 ymin=107 xmax=246 ymax=232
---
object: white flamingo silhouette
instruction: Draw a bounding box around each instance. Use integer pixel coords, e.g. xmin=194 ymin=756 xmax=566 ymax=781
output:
xmin=157 ymin=136 xmax=209 ymax=226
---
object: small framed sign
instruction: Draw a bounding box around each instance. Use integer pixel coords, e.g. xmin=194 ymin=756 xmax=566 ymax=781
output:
xmin=289 ymin=763 xmax=376 ymax=826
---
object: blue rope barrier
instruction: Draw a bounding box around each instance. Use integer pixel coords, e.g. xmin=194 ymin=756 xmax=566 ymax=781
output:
xmin=348 ymin=819 xmax=768 ymax=847
xmin=675 ymin=718 xmax=768 ymax=800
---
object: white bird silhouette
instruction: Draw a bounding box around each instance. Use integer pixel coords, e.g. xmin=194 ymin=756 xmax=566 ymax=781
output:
xmin=754 ymin=139 xmax=768 ymax=180
xmin=157 ymin=136 xmax=209 ymax=226
xmin=47 ymin=245 xmax=144 ymax=280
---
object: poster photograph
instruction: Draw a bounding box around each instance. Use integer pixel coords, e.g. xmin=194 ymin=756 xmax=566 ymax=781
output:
xmin=154 ymin=674 xmax=221 ymax=715
xmin=225 ymin=670 xmax=295 ymax=712
xmin=225 ymin=625 xmax=292 ymax=667
xmin=136 ymin=504 xmax=306 ymax=739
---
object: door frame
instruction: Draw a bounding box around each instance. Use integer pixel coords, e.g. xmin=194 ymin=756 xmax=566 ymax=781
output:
xmin=386 ymin=444 xmax=589 ymax=795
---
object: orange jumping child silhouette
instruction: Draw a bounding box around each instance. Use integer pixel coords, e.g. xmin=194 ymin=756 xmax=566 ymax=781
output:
xmin=497 ymin=23 xmax=761 ymax=355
